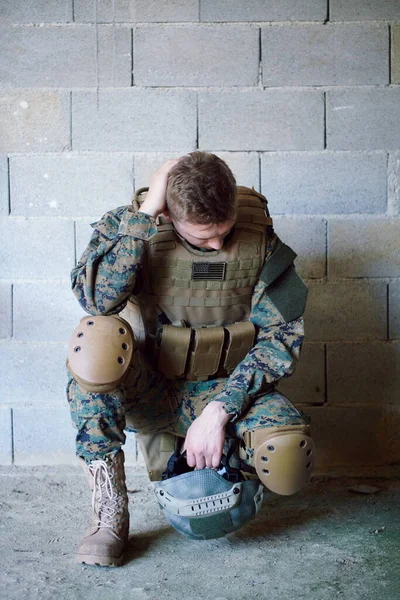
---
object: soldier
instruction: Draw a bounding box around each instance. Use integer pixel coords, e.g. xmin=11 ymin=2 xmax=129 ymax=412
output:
xmin=67 ymin=152 xmax=314 ymax=566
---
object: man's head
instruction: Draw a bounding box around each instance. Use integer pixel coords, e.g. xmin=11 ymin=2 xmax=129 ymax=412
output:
xmin=165 ymin=152 xmax=237 ymax=250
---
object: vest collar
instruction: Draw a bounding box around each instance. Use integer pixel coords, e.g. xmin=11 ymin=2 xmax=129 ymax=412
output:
xmin=170 ymin=224 xmax=236 ymax=257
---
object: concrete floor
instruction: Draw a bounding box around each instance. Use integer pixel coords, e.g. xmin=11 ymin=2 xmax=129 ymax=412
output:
xmin=1 ymin=466 xmax=399 ymax=600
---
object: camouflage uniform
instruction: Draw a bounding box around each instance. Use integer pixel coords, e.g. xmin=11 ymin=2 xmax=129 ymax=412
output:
xmin=67 ymin=207 xmax=308 ymax=472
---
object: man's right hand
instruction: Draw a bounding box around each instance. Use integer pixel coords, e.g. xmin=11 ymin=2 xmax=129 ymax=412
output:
xmin=139 ymin=158 xmax=181 ymax=219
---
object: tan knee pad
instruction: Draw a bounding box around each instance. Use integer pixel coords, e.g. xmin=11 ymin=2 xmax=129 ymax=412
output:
xmin=67 ymin=315 xmax=134 ymax=392
xmin=246 ymin=425 xmax=315 ymax=496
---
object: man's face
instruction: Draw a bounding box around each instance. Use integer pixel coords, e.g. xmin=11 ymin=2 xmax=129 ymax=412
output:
xmin=171 ymin=217 xmax=236 ymax=251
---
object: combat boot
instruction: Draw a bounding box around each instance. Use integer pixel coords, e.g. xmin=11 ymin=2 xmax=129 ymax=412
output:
xmin=76 ymin=450 xmax=130 ymax=567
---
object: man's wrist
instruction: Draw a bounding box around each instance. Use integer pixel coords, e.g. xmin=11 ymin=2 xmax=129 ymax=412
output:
xmin=138 ymin=200 xmax=160 ymax=218
xmin=202 ymin=401 xmax=233 ymax=425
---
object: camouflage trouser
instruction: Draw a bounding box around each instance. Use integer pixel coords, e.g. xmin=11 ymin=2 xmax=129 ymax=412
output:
xmin=66 ymin=342 xmax=307 ymax=471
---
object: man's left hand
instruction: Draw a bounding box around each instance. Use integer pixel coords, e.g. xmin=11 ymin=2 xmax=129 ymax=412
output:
xmin=183 ymin=402 xmax=232 ymax=470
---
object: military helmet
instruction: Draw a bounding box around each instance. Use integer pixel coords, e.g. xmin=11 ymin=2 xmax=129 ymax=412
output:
xmin=154 ymin=451 xmax=264 ymax=540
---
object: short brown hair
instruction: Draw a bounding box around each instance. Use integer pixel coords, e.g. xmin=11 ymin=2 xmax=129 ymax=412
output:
xmin=166 ymin=152 xmax=237 ymax=224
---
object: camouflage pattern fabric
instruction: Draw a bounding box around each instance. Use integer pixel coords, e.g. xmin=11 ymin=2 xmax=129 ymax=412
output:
xmin=67 ymin=360 xmax=306 ymax=469
xmin=68 ymin=206 xmax=308 ymax=464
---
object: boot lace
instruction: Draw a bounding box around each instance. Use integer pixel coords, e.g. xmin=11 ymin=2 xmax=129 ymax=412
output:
xmin=89 ymin=459 xmax=118 ymax=530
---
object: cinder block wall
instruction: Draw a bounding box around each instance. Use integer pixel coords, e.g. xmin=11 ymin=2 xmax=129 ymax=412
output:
xmin=0 ymin=1 xmax=399 ymax=475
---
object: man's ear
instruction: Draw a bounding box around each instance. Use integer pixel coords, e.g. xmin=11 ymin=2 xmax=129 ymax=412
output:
xmin=162 ymin=208 xmax=172 ymax=223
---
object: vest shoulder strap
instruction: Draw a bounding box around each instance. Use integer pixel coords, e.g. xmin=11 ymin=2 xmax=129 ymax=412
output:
xmin=259 ymin=241 xmax=297 ymax=287
xmin=236 ymin=186 xmax=273 ymax=227
xmin=260 ymin=240 xmax=308 ymax=322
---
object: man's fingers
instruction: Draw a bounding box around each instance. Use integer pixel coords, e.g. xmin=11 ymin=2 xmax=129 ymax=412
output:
xmin=186 ymin=450 xmax=207 ymax=470
xmin=186 ymin=450 xmax=196 ymax=468
xmin=212 ymin=452 xmax=222 ymax=469
xmin=205 ymin=455 xmax=214 ymax=469
xmin=187 ymin=451 xmax=221 ymax=470
xmin=195 ymin=454 xmax=206 ymax=470
xmin=206 ymin=447 xmax=223 ymax=469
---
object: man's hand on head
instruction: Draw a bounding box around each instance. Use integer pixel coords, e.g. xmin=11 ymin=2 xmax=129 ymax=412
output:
xmin=139 ymin=158 xmax=181 ymax=219
xmin=183 ymin=402 xmax=232 ymax=470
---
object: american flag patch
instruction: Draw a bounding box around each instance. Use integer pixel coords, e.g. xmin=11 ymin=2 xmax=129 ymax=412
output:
xmin=191 ymin=262 xmax=227 ymax=281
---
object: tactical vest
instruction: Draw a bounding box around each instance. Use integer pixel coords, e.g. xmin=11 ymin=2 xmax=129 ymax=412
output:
xmin=120 ymin=186 xmax=275 ymax=381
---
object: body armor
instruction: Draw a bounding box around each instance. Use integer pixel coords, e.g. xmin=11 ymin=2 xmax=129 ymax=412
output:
xmin=119 ymin=186 xmax=275 ymax=381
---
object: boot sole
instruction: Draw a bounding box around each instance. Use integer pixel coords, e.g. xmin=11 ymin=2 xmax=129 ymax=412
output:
xmin=76 ymin=553 xmax=124 ymax=567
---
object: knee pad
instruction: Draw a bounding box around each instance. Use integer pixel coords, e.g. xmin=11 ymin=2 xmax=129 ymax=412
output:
xmin=248 ymin=425 xmax=315 ymax=496
xmin=67 ymin=315 xmax=134 ymax=393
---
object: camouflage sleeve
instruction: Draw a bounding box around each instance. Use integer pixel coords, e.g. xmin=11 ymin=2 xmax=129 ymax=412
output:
xmin=210 ymin=278 xmax=305 ymax=420
xmin=71 ymin=206 xmax=157 ymax=315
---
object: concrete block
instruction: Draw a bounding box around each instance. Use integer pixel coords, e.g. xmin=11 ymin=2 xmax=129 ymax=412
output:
xmin=277 ymin=343 xmax=325 ymax=406
xmin=0 ymin=156 xmax=9 ymax=215
xmin=135 ymin=0 xmax=199 ymax=22
xmin=96 ymin=27 xmax=132 ymax=87
xmin=0 ymin=283 xmax=12 ymax=339
xmin=199 ymin=91 xmax=324 ymax=151
xmin=329 ymin=218 xmax=400 ymax=278
xmin=327 ymin=342 xmax=400 ymax=406
xmin=327 ymin=88 xmax=400 ymax=150
xmin=0 ymin=218 xmax=74 ymax=279
xmin=0 ymin=27 xmax=131 ymax=88
xmin=74 ymin=0 xmax=134 ymax=22
xmin=200 ymin=0 xmax=327 ymax=22
xmin=389 ymin=280 xmax=400 ymax=340
xmin=13 ymin=283 xmax=85 ymax=342
xmin=0 ymin=408 xmax=12 ymax=465
xmin=219 ymin=152 xmax=260 ymax=192
xmin=273 ymin=217 xmax=326 ymax=279
xmin=392 ymin=25 xmax=400 ymax=84
xmin=13 ymin=406 xmax=77 ymax=465
xmin=134 ymin=152 xmax=260 ymax=190
xmin=75 ymin=218 xmax=101 ymax=263
xmin=388 ymin=152 xmax=400 ymax=215
xmin=304 ymin=281 xmax=387 ymax=342
xmin=72 ymin=90 xmax=197 ymax=151
xmin=10 ymin=155 xmax=134 ymax=217
xmin=215 ymin=152 xmax=260 ymax=190
xmin=262 ymin=24 xmax=388 ymax=86
xmin=0 ymin=92 xmax=70 ymax=153
xmin=331 ymin=0 xmax=400 ymax=21
xmin=261 ymin=152 xmax=387 ymax=215
xmin=307 ymin=406 xmax=386 ymax=468
xmin=0 ymin=1 xmax=72 ymax=23
xmin=0 ymin=342 xmax=68 ymax=405
xmin=74 ymin=0 xmax=199 ymax=22
xmin=135 ymin=25 xmax=259 ymax=86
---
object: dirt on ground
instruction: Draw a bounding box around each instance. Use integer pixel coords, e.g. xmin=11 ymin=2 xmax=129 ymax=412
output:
xmin=1 ymin=466 xmax=399 ymax=600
